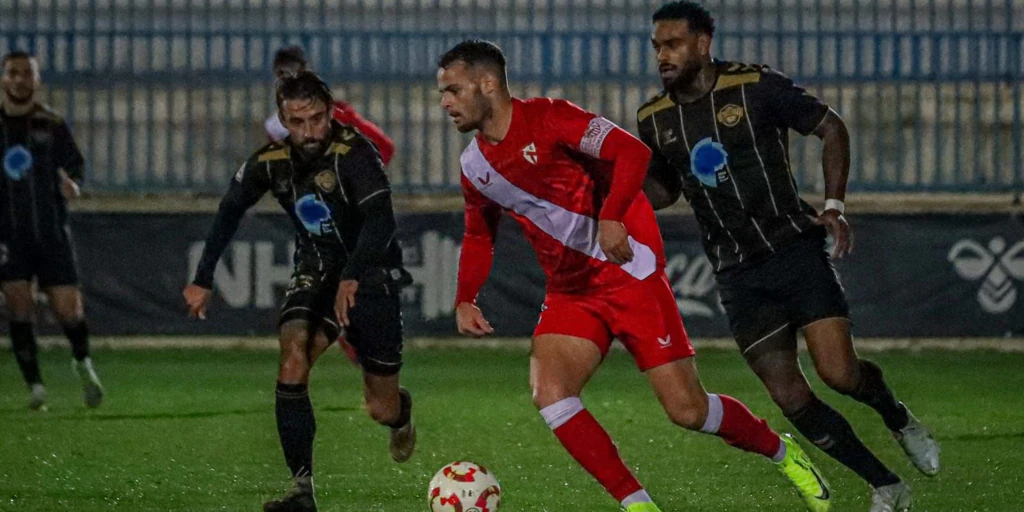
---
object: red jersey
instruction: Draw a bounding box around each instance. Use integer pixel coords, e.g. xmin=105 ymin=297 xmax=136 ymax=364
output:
xmin=265 ymin=101 xmax=395 ymax=165
xmin=456 ymin=98 xmax=665 ymax=301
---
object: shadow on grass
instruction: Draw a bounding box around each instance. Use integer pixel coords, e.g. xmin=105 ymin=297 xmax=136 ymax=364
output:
xmin=0 ymin=404 xmax=359 ymax=421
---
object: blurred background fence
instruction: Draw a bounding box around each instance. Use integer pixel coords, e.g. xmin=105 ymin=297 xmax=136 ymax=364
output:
xmin=2 ymin=0 xmax=1022 ymax=194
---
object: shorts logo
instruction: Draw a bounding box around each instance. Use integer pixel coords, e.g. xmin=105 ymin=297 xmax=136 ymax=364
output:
xmin=716 ymin=104 xmax=745 ymax=127
xmin=294 ymin=194 xmax=334 ymax=236
xmin=314 ymin=170 xmax=337 ymax=192
xmin=233 ymin=162 xmax=246 ymax=182
xmin=3 ymin=145 xmax=33 ymax=181
xmin=690 ymin=137 xmax=728 ymax=188
xmin=948 ymin=237 xmax=1024 ymax=314
xmin=657 ymin=334 xmax=672 ymax=347
xmin=0 ymin=243 xmax=8 ymax=266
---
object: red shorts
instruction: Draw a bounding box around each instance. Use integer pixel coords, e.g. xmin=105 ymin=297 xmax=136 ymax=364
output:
xmin=533 ymin=272 xmax=695 ymax=371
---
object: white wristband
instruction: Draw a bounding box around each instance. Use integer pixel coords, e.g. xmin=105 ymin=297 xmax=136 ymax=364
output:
xmin=824 ymin=198 xmax=845 ymax=215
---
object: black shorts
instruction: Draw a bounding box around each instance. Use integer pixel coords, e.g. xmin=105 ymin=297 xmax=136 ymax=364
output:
xmin=0 ymin=236 xmax=79 ymax=287
xmin=278 ymin=267 xmax=407 ymax=376
xmin=715 ymin=234 xmax=850 ymax=360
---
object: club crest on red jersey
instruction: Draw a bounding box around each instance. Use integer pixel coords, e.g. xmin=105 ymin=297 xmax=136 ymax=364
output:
xmin=522 ymin=143 xmax=538 ymax=164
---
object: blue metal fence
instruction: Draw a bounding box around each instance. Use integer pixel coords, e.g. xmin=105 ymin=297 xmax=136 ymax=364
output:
xmin=2 ymin=0 xmax=1021 ymax=193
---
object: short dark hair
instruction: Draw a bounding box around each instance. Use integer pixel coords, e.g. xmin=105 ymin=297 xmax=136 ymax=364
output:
xmin=273 ymin=45 xmax=307 ymax=69
xmin=653 ymin=1 xmax=716 ymax=37
xmin=276 ymin=70 xmax=333 ymax=109
xmin=2 ymin=50 xmax=34 ymax=68
xmin=437 ymin=40 xmax=507 ymax=82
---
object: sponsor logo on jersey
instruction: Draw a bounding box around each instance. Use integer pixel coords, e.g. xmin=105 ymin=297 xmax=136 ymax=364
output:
xmin=315 ymin=170 xmax=337 ymax=192
xmin=690 ymin=137 xmax=729 ymax=188
xmin=660 ymin=128 xmax=678 ymax=146
xmin=716 ymin=104 xmax=745 ymax=127
xmin=522 ymin=143 xmax=538 ymax=165
xmin=949 ymin=237 xmax=1024 ymax=314
xmin=294 ymin=194 xmax=334 ymax=236
xmin=3 ymin=145 xmax=33 ymax=181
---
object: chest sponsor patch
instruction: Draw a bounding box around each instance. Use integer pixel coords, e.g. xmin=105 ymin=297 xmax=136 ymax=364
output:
xmin=3 ymin=145 xmax=33 ymax=181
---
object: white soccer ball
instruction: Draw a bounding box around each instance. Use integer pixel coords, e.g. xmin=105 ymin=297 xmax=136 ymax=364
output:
xmin=427 ymin=461 xmax=502 ymax=512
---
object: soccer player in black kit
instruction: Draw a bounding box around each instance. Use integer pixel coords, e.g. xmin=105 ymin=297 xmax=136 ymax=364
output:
xmin=1 ymin=51 xmax=104 ymax=411
xmin=183 ymin=71 xmax=415 ymax=512
xmin=638 ymin=3 xmax=940 ymax=512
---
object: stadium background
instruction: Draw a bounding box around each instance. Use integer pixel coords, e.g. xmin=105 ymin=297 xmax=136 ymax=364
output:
xmin=1 ymin=1 xmax=1023 ymax=511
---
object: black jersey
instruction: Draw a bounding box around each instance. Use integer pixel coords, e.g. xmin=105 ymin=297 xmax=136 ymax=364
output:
xmin=0 ymin=103 xmax=85 ymax=245
xmin=638 ymin=60 xmax=829 ymax=272
xmin=193 ymin=121 xmax=404 ymax=288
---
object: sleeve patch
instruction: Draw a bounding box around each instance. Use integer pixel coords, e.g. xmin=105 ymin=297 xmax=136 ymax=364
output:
xmin=579 ymin=117 xmax=616 ymax=159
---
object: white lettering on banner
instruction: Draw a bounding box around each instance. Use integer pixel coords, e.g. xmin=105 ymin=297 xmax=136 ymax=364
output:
xmin=402 ymin=231 xmax=460 ymax=320
xmin=187 ymin=241 xmax=295 ymax=308
xmin=948 ymin=237 xmax=1024 ymax=314
xmin=664 ymin=252 xmax=723 ymax=318
xmin=255 ymin=242 xmax=295 ymax=308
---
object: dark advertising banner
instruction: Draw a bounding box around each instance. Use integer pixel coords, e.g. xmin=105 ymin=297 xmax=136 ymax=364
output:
xmin=3 ymin=212 xmax=1021 ymax=338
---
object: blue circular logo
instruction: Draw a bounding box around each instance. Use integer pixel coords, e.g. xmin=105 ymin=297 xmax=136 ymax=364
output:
xmin=690 ymin=137 xmax=728 ymax=188
xmin=295 ymin=194 xmax=333 ymax=235
xmin=3 ymin=145 xmax=33 ymax=181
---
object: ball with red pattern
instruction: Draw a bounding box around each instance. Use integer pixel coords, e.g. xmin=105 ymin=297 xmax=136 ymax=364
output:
xmin=427 ymin=461 xmax=502 ymax=512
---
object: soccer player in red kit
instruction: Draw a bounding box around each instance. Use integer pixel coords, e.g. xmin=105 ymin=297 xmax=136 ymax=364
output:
xmin=438 ymin=40 xmax=832 ymax=512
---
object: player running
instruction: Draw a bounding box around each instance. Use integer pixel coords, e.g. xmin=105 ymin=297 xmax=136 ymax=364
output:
xmin=1 ymin=51 xmax=104 ymax=411
xmin=438 ymin=40 xmax=831 ymax=512
xmin=267 ymin=45 xmax=395 ymax=367
xmin=638 ymin=3 xmax=940 ymax=511
xmin=183 ymin=71 xmax=414 ymax=512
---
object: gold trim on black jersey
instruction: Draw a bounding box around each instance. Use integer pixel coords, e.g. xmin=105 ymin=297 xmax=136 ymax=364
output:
xmin=637 ymin=94 xmax=675 ymax=123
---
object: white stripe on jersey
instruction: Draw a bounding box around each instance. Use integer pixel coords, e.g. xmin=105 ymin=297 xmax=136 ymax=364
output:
xmin=461 ymin=138 xmax=657 ymax=281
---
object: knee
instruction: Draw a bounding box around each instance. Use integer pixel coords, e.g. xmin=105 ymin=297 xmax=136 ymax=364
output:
xmin=531 ymin=382 xmax=576 ymax=411
xmin=54 ymin=307 xmax=84 ymax=326
xmin=6 ymin=297 xmax=35 ymax=323
xmin=665 ymin=393 xmax=710 ymax=431
xmin=278 ymin=331 xmax=312 ymax=382
xmin=819 ymin=364 xmax=860 ymax=395
xmin=365 ymin=394 xmax=400 ymax=425
xmin=766 ymin=379 xmax=815 ymax=416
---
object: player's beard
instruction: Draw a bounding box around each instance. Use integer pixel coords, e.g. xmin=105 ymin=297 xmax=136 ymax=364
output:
xmin=662 ymin=60 xmax=703 ymax=91
xmin=2 ymin=87 xmax=34 ymax=106
xmin=294 ymin=137 xmax=328 ymax=159
xmin=458 ymin=94 xmax=492 ymax=134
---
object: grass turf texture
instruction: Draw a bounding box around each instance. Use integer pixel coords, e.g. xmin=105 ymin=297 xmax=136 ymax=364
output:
xmin=1 ymin=346 xmax=1022 ymax=511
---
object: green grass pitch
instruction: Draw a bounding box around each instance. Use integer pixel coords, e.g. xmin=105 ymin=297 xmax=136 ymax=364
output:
xmin=1 ymin=346 xmax=1022 ymax=511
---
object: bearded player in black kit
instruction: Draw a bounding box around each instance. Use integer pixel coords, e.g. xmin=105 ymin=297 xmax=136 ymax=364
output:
xmin=183 ymin=71 xmax=415 ymax=512
xmin=638 ymin=3 xmax=940 ymax=511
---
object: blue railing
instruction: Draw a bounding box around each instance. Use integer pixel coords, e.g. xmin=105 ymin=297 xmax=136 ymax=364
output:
xmin=2 ymin=0 xmax=1021 ymax=193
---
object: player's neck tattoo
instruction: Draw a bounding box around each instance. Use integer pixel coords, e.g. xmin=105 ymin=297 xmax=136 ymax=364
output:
xmin=671 ymin=62 xmax=716 ymax=104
